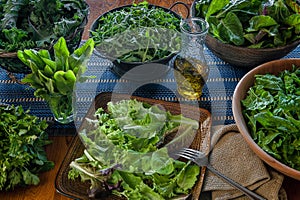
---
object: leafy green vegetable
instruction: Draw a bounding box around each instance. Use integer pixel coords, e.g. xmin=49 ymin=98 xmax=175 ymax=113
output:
xmin=194 ymin=0 xmax=300 ymax=48
xmin=17 ymin=37 xmax=94 ymax=123
xmin=69 ymin=99 xmax=200 ymax=199
xmin=242 ymin=64 xmax=300 ymax=170
xmin=0 ymin=0 xmax=88 ymax=52
xmin=90 ymin=1 xmax=181 ymax=63
xmin=0 ymin=104 xmax=54 ymax=190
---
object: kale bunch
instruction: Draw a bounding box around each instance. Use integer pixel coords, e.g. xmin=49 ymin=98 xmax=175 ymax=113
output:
xmin=0 ymin=0 xmax=88 ymax=52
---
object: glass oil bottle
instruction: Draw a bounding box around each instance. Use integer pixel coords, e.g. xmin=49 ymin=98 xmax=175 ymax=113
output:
xmin=173 ymin=17 xmax=209 ymax=100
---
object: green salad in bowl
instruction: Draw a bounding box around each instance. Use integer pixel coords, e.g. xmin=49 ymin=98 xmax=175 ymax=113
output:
xmin=233 ymin=59 xmax=300 ymax=180
xmin=193 ymin=0 xmax=300 ymax=48
xmin=192 ymin=0 xmax=300 ymax=68
xmin=90 ymin=1 xmax=184 ymax=76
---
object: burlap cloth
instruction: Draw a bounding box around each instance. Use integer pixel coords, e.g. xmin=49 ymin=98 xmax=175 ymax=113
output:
xmin=202 ymin=124 xmax=287 ymax=200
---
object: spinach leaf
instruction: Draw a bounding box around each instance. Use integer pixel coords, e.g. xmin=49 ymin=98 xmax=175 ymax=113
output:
xmin=205 ymin=0 xmax=229 ymax=20
xmin=220 ymin=12 xmax=244 ymax=45
xmin=247 ymin=16 xmax=278 ymax=31
xmin=194 ymin=0 xmax=300 ymax=47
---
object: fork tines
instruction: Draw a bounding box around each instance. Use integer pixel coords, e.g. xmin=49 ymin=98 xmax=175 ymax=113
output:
xmin=175 ymin=148 xmax=202 ymax=161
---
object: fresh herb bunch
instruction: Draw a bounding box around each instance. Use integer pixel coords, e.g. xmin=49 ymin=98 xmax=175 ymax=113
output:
xmin=0 ymin=104 xmax=54 ymax=190
xmin=0 ymin=0 xmax=88 ymax=52
xmin=194 ymin=0 xmax=300 ymax=48
xmin=90 ymin=1 xmax=181 ymax=63
xmin=242 ymin=65 xmax=300 ymax=170
xmin=69 ymin=99 xmax=200 ymax=199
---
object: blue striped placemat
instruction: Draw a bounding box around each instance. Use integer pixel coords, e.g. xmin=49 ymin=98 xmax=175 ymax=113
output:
xmin=0 ymin=45 xmax=299 ymax=135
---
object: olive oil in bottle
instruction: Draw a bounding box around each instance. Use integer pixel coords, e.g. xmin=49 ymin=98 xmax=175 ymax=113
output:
xmin=174 ymin=17 xmax=209 ymax=100
xmin=174 ymin=55 xmax=209 ymax=99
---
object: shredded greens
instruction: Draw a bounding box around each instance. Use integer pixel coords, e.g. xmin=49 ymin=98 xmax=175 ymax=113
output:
xmin=90 ymin=1 xmax=181 ymax=63
xmin=69 ymin=99 xmax=200 ymax=199
xmin=242 ymin=65 xmax=300 ymax=170
xmin=194 ymin=0 xmax=300 ymax=48
xmin=0 ymin=104 xmax=54 ymax=190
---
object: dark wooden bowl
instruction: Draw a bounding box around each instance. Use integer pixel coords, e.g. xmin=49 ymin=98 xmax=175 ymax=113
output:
xmin=206 ymin=35 xmax=300 ymax=68
xmin=190 ymin=0 xmax=300 ymax=69
xmin=232 ymin=58 xmax=300 ymax=180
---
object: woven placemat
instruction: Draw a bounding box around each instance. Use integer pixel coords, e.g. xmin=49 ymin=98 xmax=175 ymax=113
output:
xmin=55 ymin=92 xmax=212 ymax=200
xmin=0 ymin=44 xmax=299 ymax=135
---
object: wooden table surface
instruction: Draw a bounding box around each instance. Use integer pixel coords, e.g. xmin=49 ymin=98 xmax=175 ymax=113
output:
xmin=1 ymin=0 xmax=300 ymax=199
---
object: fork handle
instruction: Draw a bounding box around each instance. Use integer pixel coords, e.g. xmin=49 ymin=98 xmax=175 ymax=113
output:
xmin=206 ymin=164 xmax=266 ymax=200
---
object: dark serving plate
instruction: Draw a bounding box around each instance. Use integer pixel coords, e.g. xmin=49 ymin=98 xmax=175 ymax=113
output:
xmin=55 ymin=92 xmax=212 ymax=200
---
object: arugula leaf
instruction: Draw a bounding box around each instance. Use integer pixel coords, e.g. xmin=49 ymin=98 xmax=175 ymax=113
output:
xmin=91 ymin=1 xmax=181 ymax=62
xmin=242 ymin=65 xmax=300 ymax=170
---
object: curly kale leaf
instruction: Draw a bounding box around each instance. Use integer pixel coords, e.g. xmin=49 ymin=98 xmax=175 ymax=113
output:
xmin=0 ymin=0 xmax=88 ymax=52
xmin=1 ymin=28 xmax=35 ymax=52
xmin=28 ymin=0 xmax=89 ymax=46
xmin=1 ymin=0 xmax=28 ymax=29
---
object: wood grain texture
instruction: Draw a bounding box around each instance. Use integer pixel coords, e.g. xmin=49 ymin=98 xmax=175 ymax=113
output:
xmin=0 ymin=0 xmax=300 ymax=200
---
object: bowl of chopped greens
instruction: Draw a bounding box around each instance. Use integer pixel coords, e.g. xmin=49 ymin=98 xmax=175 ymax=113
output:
xmin=90 ymin=1 xmax=187 ymax=77
xmin=192 ymin=0 xmax=300 ymax=68
xmin=232 ymin=58 xmax=300 ymax=180
xmin=0 ymin=0 xmax=89 ymax=74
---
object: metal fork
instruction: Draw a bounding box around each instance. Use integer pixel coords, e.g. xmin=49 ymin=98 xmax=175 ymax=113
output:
xmin=176 ymin=148 xmax=266 ymax=200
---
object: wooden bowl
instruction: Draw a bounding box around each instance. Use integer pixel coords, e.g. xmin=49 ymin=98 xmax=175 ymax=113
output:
xmin=206 ymin=35 xmax=300 ymax=68
xmin=232 ymin=58 xmax=300 ymax=180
